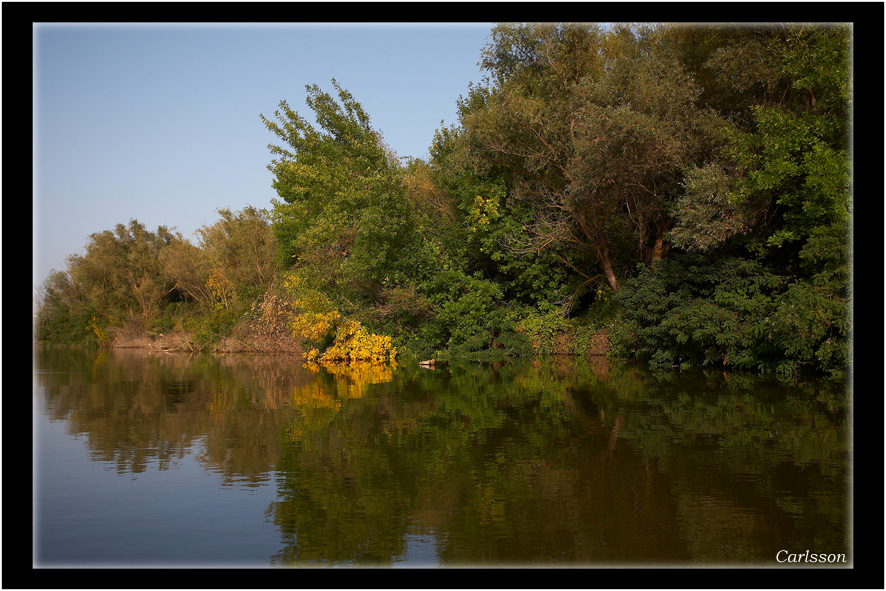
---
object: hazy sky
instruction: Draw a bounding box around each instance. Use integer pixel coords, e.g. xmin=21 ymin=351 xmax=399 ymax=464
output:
xmin=33 ymin=22 xmax=494 ymax=294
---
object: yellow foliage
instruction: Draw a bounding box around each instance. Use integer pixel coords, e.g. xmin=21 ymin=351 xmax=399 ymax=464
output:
xmin=289 ymin=310 xmax=341 ymax=342
xmin=283 ymin=272 xmax=334 ymax=312
xmin=282 ymin=271 xmax=342 ymax=344
xmin=89 ymin=316 xmax=108 ymax=343
xmin=301 ymin=359 xmax=396 ymax=401
xmin=468 ymin=194 xmax=501 ymax=232
xmin=282 ymin=271 xmax=396 ymax=364
xmin=206 ymin=268 xmax=233 ymax=303
xmin=282 ymin=271 xmax=300 ymax=291
xmin=317 ymin=318 xmax=396 ymax=363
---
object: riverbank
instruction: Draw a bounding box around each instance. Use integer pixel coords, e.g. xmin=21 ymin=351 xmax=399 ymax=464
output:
xmin=104 ymin=297 xmax=304 ymax=356
xmin=106 ymin=327 xmax=304 ymax=356
xmin=102 ymin=321 xmax=610 ymax=364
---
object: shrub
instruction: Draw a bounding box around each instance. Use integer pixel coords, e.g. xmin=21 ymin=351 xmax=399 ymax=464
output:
xmin=517 ymin=309 xmax=572 ymax=356
xmin=612 ymin=241 xmax=849 ymax=377
xmin=308 ymin=318 xmax=397 ymax=364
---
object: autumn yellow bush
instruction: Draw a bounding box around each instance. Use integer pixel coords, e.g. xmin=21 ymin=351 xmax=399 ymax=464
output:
xmin=283 ymin=271 xmax=341 ymax=347
xmin=282 ymin=271 xmax=396 ymax=365
xmin=289 ymin=310 xmax=340 ymax=342
xmin=304 ymin=318 xmax=396 ymax=364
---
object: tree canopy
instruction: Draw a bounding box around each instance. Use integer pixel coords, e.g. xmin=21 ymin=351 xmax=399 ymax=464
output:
xmin=35 ymin=23 xmax=851 ymax=378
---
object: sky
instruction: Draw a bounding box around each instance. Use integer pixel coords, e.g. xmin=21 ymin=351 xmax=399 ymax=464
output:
xmin=32 ymin=22 xmax=495 ymax=296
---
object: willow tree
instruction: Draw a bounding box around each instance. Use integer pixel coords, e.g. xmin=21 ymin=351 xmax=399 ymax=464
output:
xmin=458 ymin=23 xmax=724 ymax=293
xmin=66 ymin=220 xmax=178 ymax=328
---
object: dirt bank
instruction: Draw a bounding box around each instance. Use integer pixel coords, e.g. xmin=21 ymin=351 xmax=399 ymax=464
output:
xmin=108 ymin=294 xmax=304 ymax=357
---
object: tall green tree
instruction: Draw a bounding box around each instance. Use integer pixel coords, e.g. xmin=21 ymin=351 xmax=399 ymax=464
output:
xmin=667 ymin=24 xmax=851 ymax=256
xmin=417 ymin=125 xmax=570 ymax=310
xmin=262 ymin=80 xmax=420 ymax=309
xmin=459 ymin=23 xmax=724 ymax=293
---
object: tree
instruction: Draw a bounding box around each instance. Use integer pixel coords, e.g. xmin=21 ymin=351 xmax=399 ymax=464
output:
xmin=35 ymin=219 xmax=187 ymax=344
xmin=612 ymin=24 xmax=852 ymax=376
xmin=67 ymin=220 xmax=177 ymax=328
xmin=262 ymin=80 xmax=419 ymax=308
xmin=458 ymin=24 xmax=724 ymax=293
xmin=668 ymin=24 xmax=851 ymax=256
xmin=157 ymin=237 xmax=215 ymax=312
xmin=34 ymin=270 xmax=93 ymax=344
xmin=197 ymin=206 xmax=277 ymax=301
xmin=418 ymin=126 xmax=571 ymax=311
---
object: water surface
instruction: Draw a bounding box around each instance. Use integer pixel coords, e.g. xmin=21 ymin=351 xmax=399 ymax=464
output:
xmin=33 ymin=348 xmax=851 ymax=567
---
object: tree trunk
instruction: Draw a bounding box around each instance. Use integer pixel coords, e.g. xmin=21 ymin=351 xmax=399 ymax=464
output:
xmin=651 ymin=219 xmax=672 ymax=262
xmin=599 ymin=242 xmax=619 ymax=292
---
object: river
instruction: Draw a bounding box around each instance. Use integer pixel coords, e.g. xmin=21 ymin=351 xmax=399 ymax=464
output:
xmin=33 ymin=347 xmax=851 ymax=568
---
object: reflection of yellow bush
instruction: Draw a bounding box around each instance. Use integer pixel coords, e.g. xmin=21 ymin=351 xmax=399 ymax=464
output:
xmin=302 ymin=359 xmax=396 ymax=399
xmin=287 ymin=382 xmax=343 ymax=442
xmin=321 ymin=360 xmax=394 ymax=383
xmin=289 ymin=360 xmax=395 ymax=441
xmin=290 ymin=381 xmax=342 ymax=409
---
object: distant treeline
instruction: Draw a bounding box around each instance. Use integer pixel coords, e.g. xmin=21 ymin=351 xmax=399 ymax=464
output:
xmin=35 ymin=23 xmax=851 ymax=378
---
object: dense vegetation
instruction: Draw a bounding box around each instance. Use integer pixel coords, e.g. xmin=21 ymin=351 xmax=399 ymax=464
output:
xmin=34 ymin=23 xmax=851 ymax=378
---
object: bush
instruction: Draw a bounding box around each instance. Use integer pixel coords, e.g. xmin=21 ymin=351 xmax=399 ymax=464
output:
xmin=612 ymin=243 xmax=849 ymax=377
xmin=307 ymin=318 xmax=397 ymax=364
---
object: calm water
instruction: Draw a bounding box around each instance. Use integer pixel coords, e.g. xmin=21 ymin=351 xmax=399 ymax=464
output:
xmin=33 ymin=348 xmax=851 ymax=568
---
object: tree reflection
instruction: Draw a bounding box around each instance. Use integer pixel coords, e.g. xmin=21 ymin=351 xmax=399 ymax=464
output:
xmin=35 ymin=349 xmax=849 ymax=566
xmin=35 ymin=348 xmax=304 ymax=483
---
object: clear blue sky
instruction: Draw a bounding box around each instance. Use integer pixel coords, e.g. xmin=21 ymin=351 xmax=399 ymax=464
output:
xmin=33 ymin=22 xmax=494 ymax=295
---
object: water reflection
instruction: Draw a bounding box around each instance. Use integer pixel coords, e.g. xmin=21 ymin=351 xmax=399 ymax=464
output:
xmin=34 ymin=348 xmax=850 ymax=567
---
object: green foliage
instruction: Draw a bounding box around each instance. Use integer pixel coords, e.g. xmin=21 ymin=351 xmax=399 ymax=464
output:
xmin=671 ymin=24 xmax=850 ymax=258
xmin=765 ymin=221 xmax=851 ymax=376
xmin=516 ymin=309 xmax=573 ymax=357
xmin=35 ymin=211 xmax=277 ymax=348
xmin=425 ymin=270 xmax=502 ymax=355
xmin=36 ymin=25 xmax=850 ymax=379
xmin=184 ymin=304 xmax=245 ymax=347
xmin=418 ymin=129 xmax=571 ymax=309
xmin=613 ymin=237 xmax=849 ymax=377
xmin=613 ymin=24 xmax=851 ymax=377
xmin=668 ymin=162 xmax=763 ymax=252
xmin=34 ymin=271 xmax=98 ymax=346
xmin=460 ymin=23 xmax=727 ymax=292
xmin=726 ymin=106 xmax=849 ymax=250
xmin=262 ymin=80 xmax=418 ymax=306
